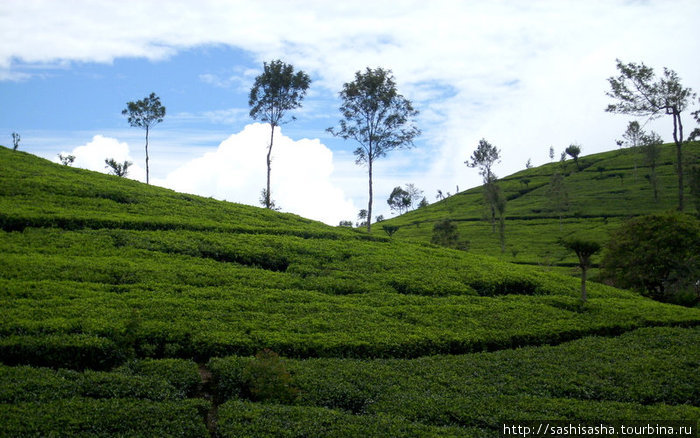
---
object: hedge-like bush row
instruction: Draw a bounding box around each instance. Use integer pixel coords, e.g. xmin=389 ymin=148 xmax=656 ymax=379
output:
xmin=0 ymin=365 xmax=178 ymax=403
xmin=117 ymin=358 xmax=201 ymax=398
xmin=216 ymin=400 xmax=481 ymax=438
xmin=0 ymin=358 xmax=200 ymax=403
xmin=0 ymin=334 xmax=124 ymax=370
xmin=210 ymin=327 xmax=700 ymax=429
xmin=0 ymin=227 xmax=635 ymax=299
xmin=0 ymin=398 xmax=210 ymax=437
xmin=2 ymin=275 xmax=698 ymax=368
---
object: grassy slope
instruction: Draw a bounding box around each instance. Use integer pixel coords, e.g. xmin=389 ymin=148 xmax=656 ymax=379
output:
xmin=379 ymin=142 xmax=700 ymax=275
xmin=1 ymin=146 xmax=699 ymax=436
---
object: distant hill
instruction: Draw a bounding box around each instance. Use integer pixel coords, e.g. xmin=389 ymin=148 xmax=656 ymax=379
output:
xmin=379 ymin=141 xmax=700 ymax=274
xmin=1 ymin=145 xmax=698 ymax=435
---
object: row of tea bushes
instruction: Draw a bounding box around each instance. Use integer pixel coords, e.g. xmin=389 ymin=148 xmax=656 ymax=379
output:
xmin=217 ymin=400 xmax=484 ymax=438
xmin=2 ymin=275 xmax=698 ymax=368
xmin=0 ymin=227 xmax=637 ymax=299
xmin=209 ymin=327 xmax=700 ymax=430
xmin=0 ymin=398 xmax=210 ymax=437
xmin=0 ymin=358 xmax=200 ymax=402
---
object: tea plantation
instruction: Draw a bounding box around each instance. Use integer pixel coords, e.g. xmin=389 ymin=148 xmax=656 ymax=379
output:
xmin=1 ymin=145 xmax=698 ymax=436
xmin=379 ymin=142 xmax=700 ymax=276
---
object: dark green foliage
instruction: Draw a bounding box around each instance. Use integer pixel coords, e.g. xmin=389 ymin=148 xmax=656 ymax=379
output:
xmin=104 ymin=157 xmax=132 ymax=177
xmin=560 ymin=237 xmax=601 ymax=302
xmin=602 ymin=212 xmax=700 ymax=305
xmin=248 ymin=59 xmax=311 ymax=126
xmin=122 ymin=92 xmax=165 ymax=185
xmin=465 ymin=138 xmax=500 ymax=183
xmin=565 ymin=144 xmax=582 ymax=170
xmin=118 ymin=358 xmax=201 ymax=398
xmin=0 ymin=398 xmax=209 ymax=437
xmin=242 ymin=349 xmax=299 ymax=403
xmin=381 ymin=225 xmax=399 ymax=237
xmin=213 ymin=327 xmax=700 ymax=433
xmin=0 ymin=334 xmax=124 ymax=370
xmin=690 ymin=166 xmax=700 ymax=215
xmin=217 ymin=400 xmax=479 ymax=438
xmin=467 ymin=139 xmax=503 ymax=235
xmin=11 ymin=132 xmax=20 ymax=151
xmin=327 ymin=67 xmax=420 ymax=231
xmin=249 ymin=59 xmax=311 ymax=209
xmin=209 ymin=351 xmax=299 ymax=404
xmin=431 ymin=219 xmax=468 ymax=251
xmin=0 ymin=364 xmax=181 ymax=403
xmin=58 ymin=153 xmax=75 ymax=166
xmin=641 ymin=131 xmax=662 ymax=201
xmin=387 ymin=186 xmax=410 ymax=214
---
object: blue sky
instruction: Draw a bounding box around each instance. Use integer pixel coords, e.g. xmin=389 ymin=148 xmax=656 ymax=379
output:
xmin=2 ymin=1 xmax=699 ymax=224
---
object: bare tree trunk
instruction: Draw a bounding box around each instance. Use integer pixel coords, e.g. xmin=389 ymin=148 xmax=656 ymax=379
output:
xmin=673 ymin=111 xmax=684 ymax=211
xmin=367 ymin=158 xmax=373 ymax=232
xmin=145 ymin=125 xmax=150 ymax=185
xmin=267 ymin=124 xmax=275 ymax=209
xmin=581 ymin=266 xmax=588 ymax=303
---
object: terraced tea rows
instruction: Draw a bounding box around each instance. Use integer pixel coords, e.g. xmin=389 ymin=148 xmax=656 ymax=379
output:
xmin=1 ymin=146 xmax=698 ymax=435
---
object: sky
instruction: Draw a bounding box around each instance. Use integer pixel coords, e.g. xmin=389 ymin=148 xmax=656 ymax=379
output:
xmin=1 ymin=1 xmax=699 ymax=225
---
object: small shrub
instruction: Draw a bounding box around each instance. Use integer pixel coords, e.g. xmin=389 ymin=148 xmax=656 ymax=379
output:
xmin=242 ymin=349 xmax=299 ymax=403
xmin=601 ymin=212 xmax=699 ymax=305
xmin=431 ymin=220 xmax=469 ymax=250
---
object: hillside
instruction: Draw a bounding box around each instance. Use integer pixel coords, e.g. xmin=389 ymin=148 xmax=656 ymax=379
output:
xmin=380 ymin=142 xmax=700 ymax=274
xmin=1 ymin=145 xmax=699 ymax=436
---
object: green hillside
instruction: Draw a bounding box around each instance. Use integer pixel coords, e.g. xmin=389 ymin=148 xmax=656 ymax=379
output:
xmin=1 ymin=146 xmax=699 ymax=436
xmin=379 ymin=142 xmax=700 ymax=275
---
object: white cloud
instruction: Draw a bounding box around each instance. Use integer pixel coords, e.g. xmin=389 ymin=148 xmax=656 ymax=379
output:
xmin=4 ymin=0 xmax=700 ymax=219
xmin=56 ymin=135 xmax=146 ymax=182
xmin=158 ymin=123 xmax=358 ymax=225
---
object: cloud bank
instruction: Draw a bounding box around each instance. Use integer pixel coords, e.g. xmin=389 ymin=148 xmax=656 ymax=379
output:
xmin=161 ymin=123 xmax=357 ymax=224
xmin=59 ymin=126 xmax=358 ymax=225
xmin=5 ymin=1 xmax=700 ymax=219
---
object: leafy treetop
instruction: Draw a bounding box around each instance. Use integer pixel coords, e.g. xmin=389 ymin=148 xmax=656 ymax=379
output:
xmin=248 ymin=59 xmax=311 ymax=128
xmin=122 ymin=92 xmax=166 ymax=131
xmin=466 ymin=138 xmax=500 ymax=183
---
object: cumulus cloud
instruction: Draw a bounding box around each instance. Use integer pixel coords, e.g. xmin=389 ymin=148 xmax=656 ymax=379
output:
xmin=5 ymin=0 xmax=700 ymax=213
xmin=159 ymin=123 xmax=358 ymax=225
xmin=56 ymin=135 xmax=146 ymax=181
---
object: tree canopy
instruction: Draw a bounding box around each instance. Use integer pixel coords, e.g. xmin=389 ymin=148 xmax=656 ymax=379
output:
xmin=565 ymin=144 xmax=582 ymax=170
xmin=104 ymin=158 xmax=132 ymax=177
xmin=327 ymin=67 xmax=420 ymax=232
xmin=602 ymin=213 xmax=699 ymax=306
xmin=560 ymin=237 xmax=601 ymax=303
xmin=606 ymin=59 xmax=695 ymax=210
xmin=122 ymin=92 xmax=165 ymax=185
xmin=465 ymin=138 xmax=500 ymax=184
xmin=249 ymin=60 xmax=311 ymax=209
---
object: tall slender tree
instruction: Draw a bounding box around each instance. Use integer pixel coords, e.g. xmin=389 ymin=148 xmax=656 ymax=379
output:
xmin=565 ymin=143 xmax=582 ymax=170
xmin=560 ymin=238 xmax=600 ymax=303
xmin=466 ymin=139 xmax=502 ymax=232
xmin=122 ymin=92 xmax=165 ymax=185
xmin=641 ymin=131 xmax=662 ymax=201
xmin=249 ymin=60 xmax=311 ymax=209
xmin=327 ymin=67 xmax=420 ymax=232
xmin=606 ymin=59 xmax=695 ymax=211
